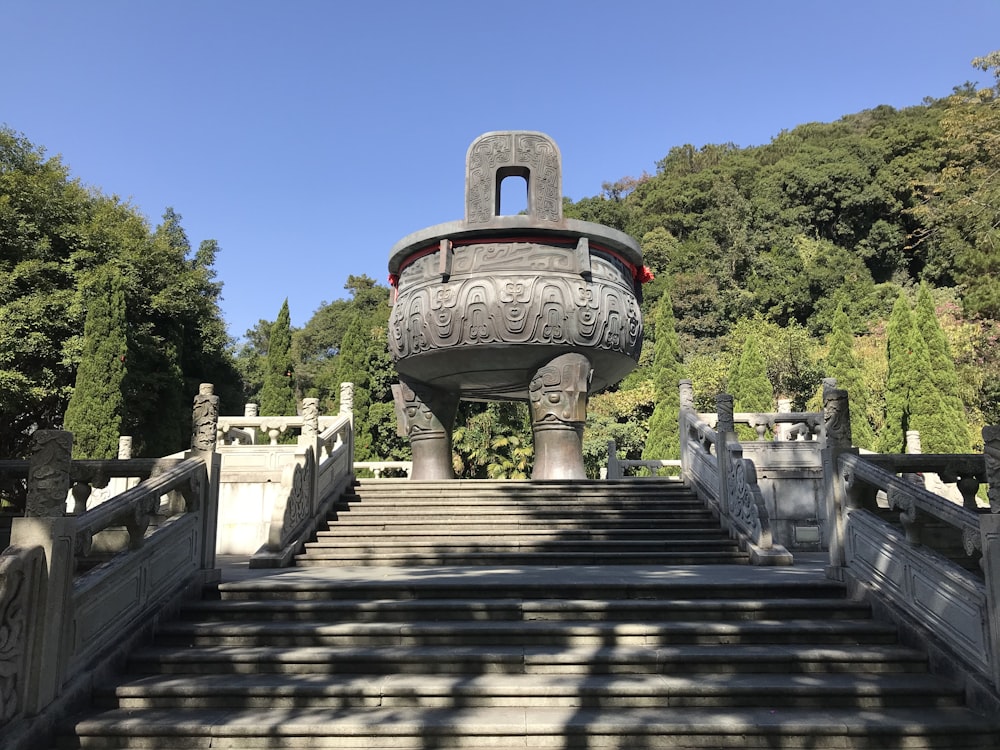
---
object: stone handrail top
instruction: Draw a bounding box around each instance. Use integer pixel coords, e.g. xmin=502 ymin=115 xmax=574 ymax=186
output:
xmin=840 ymin=452 xmax=983 ymax=539
xmin=699 ymin=412 xmax=823 ymax=428
xmin=74 ymin=456 xmax=205 ymax=544
xmin=318 ymin=414 xmax=351 ymax=440
xmin=388 ymin=217 xmax=642 ymax=273
xmin=859 ymin=452 xmax=986 ymax=480
xmin=217 ymin=416 xmax=338 ymax=431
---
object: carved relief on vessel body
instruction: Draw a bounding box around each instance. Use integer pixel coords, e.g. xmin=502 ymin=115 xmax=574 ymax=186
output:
xmin=389 ymin=273 xmax=642 ymax=361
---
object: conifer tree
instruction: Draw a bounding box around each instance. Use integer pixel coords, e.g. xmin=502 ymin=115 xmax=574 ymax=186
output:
xmin=64 ymin=266 xmax=128 ymax=458
xmin=643 ymin=290 xmax=684 ymax=462
xmin=913 ymin=284 xmax=970 ymax=453
xmin=878 ymin=291 xmax=915 ymax=453
xmin=728 ymin=330 xmax=774 ymax=414
xmin=259 ymin=299 xmax=297 ymax=416
xmin=825 ymin=306 xmax=875 ymax=449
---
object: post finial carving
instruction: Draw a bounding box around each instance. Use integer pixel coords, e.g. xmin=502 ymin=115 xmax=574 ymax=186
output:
xmin=26 ymin=430 xmax=73 ymax=517
xmin=117 ymin=435 xmax=133 ymax=460
xmin=340 ymin=382 xmax=355 ymax=416
xmin=301 ymin=398 xmax=320 ymax=439
xmin=679 ymin=380 xmax=694 ymax=411
xmin=191 ymin=383 xmax=219 ymax=452
xmin=716 ymin=393 xmax=735 ymax=435
xmin=823 ymin=385 xmax=852 ymax=449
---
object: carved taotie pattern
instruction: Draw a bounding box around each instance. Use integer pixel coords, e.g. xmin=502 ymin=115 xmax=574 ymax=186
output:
xmin=528 ymin=354 xmax=592 ymax=426
xmin=392 ymin=380 xmax=459 ymax=439
xmin=515 ymin=133 xmax=561 ymax=221
xmin=390 ymin=272 xmax=642 ymax=361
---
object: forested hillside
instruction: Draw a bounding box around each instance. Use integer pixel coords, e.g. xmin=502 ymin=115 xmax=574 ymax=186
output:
xmin=4 ymin=53 xmax=998 ymax=484
xmin=256 ymin=53 xmax=1000 ymax=475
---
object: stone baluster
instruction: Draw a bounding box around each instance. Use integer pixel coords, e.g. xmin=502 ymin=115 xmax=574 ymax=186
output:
xmin=776 ymin=398 xmax=792 ymax=441
xmin=904 ymin=430 xmax=925 ymax=488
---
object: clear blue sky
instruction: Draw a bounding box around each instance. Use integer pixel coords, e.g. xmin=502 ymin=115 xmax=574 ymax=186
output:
xmin=6 ymin=1 xmax=999 ymax=341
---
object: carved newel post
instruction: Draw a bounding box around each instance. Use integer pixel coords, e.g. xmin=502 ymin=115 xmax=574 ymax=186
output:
xmin=822 ymin=383 xmax=855 ymax=580
xmin=26 ymin=430 xmax=73 ymax=517
xmin=985 ymin=426 xmax=1000 ymax=512
xmin=340 ymin=382 xmax=354 ymax=418
xmin=301 ymin=398 xmax=320 ymax=440
xmin=529 ymin=353 xmax=592 ymax=480
xmin=244 ymin=403 xmax=259 ymax=418
xmin=679 ymin=380 xmax=694 ymax=411
xmin=716 ymin=393 xmax=735 ymax=436
xmin=392 ymin=379 xmax=460 ymax=480
xmin=191 ymin=383 xmax=220 ymax=453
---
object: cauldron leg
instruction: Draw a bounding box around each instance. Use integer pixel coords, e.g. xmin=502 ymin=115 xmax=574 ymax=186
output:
xmin=392 ymin=378 xmax=459 ymax=480
xmin=529 ymin=353 xmax=592 ymax=480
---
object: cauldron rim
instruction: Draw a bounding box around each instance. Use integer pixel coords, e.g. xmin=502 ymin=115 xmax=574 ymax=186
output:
xmin=388 ymin=216 xmax=641 ymax=275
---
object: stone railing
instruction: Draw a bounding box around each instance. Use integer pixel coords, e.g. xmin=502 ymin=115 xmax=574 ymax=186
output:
xmin=678 ymin=382 xmax=792 ymax=564
xmin=822 ymin=385 xmax=1000 ymax=702
xmin=354 ymin=461 xmax=413 ymax=478
xmin=0 ymin=385 xmax=221 ymax=750
xmin=250 ymin=410 xmax=354 ymax=568
xmin=210 ymin=384 xmax=355 ymax=568
xmin=604 ymin=440 xmax=681 ymax=479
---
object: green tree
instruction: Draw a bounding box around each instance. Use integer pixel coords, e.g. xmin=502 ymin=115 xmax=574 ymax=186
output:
xmin=259 ymin=299 xmax=297 ymax=416
xmin=913 ymin=284 xmax=970 ymax=452
xmin=63 ymin=266 xmax=127 ymax=458
xmin=878 ymin=291 xmax=915 ymax=453
xmin=642 ymin=290 xmax=684 ymax=462
xmin=728 ymin=327 xmax=774 ymax=438
xmin=824 ymin=305 xmax=876 ymax=449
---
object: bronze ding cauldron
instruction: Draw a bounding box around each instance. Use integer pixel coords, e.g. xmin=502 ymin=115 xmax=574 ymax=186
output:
xmin=388 ymin=131 xmax=646 ymax=480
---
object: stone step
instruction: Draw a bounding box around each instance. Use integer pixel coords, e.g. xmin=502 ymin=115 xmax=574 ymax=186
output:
xmin=214 ymin=576 xmax=851 ymax=602
xmin=60 ymin=705 xmax=999 ymax=749
xmin=97 ymin=672 xmax=964 ymax=711
xmin=316 ymin=527 xmax=730 ymax=540
xmin=303 ymin=539 xmax=743 ymax=554
xmin=153 ymin=617 xmax=899 ymax=648
xmin=294 ymin=550 xmax=751 ymax=566
xmin=180 ymin=596 xmax=876 ymax=623
xmin=126 ymin=643 xmax=931 ymax=676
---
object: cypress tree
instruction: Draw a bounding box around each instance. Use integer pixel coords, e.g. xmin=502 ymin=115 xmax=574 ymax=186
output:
xmin=878 ymin=291 xmax=915 ymax=453
xmin=825 ymin=305 xmax=875 ymax=449
xmin=334 ymin=312 xmax=374 ymax=458
xmin=259 ymin=299 xmax=297 ymax=416
xmin=728 ymin=328 xmax=773 ymax=440
xmin=913 ymin=284 xmax=970 ymax=453
xmin=643 ymin=290 xmax=684 ymax=462
xmin=906 ymin=318 xmax=945 ymax=453
xmin=64 ymin=266 xmax=127 ymax=458
xmin=729 ymin=330 xmax=773 ymax=413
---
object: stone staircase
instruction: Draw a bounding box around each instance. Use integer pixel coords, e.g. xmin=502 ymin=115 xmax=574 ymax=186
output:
xmin=54 ymin=479 xmax=1000 ymax=748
